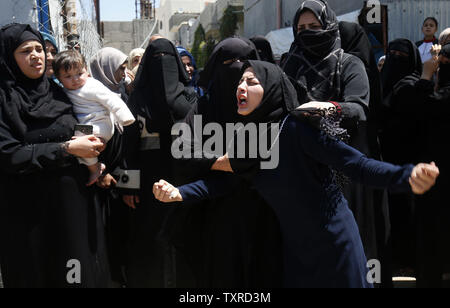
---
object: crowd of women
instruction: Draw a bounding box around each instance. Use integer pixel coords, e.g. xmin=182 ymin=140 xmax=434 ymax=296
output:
xmin=0 ymin=0 xmax=447 ymax=288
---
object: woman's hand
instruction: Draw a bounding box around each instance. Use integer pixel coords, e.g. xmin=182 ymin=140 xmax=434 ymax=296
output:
xmin=430 ymin=44 xmax=442 ymax=57
xmin=123 ymin=195 xmax=140 ymax=209
xmin=409 ymin=162 xmax=440 ymax=195
xmin=66 ymin=135 xmax=105 ymax=158
xmin=153 ymin=180 xmax=183 ymax=203
xmin=125 ymin=70 xmax=135 ymax=94
xmin=211 ymin=153 xmax=233 ymax=172
xmin=422 ymin=55 xmax=440 ymax=80
xmin=296 ymin=101 xmax=338 ymax=118
xmin=97 ymin=173 xmax=117 ymax=189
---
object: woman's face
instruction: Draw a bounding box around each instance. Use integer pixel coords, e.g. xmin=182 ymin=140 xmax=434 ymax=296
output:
xmin=114 ymin=62 xmax=128 ymax=83
xmin=236 ymin=67 xmax=264 ymax=116
xmin=14 ymin=40 xmax=46 ymax=79
xmin=297 ymin=10 xmax=322 ymax=33
xmin=181 ymin=55 xmax=195 ymax=80
xmin=131 ymin=55 xmax=141 ymax=70
xmin=390 ymin=50 xmax=409 ymax=58
xmin=45 ymin=41 xmax=57 ymax=77
xmin=422 ymin=19 xmax=438 ymax=37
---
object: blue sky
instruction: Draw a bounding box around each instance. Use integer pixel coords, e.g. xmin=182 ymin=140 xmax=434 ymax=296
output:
xmin=100 ymin=0 xmax=160 ymax=21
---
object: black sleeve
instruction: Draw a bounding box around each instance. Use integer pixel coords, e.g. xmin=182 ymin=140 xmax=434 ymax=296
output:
xmin=391 ymin=78 xmax=434 ymax=114
xmin=337 ymin=55 xmax=370 ymax=128
xmin=172 ymin=97 xmax=218 ymax=182
xmin=0 ymin=113 xmax=72 ymax=175
xmin=161 ymin=55 xmax=195 ymax=122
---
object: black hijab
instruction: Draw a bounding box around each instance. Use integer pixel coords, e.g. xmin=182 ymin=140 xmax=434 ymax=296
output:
xmin=197 ymin=37 xmax=259 ymax=125
xmin=282 ymin=0 xmax=344 ymax=104
xmin=0 ymin=23 xmax=75 ymax=138
xmin=381 ymin=39 xmax=422 ymax=98
xmin=130 ymin=38 xmax=192 ymax=133
xmin=250 ymin=36 xmax=276 ymax=64
xmin=228 ymin=60 xmax=300 ymax=175
xmin=240 ymin=60 xmax=299 ymax=125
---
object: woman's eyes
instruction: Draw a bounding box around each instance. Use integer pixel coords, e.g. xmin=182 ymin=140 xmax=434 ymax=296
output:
xmin=21 ymin=48 xmax=43 ymax=54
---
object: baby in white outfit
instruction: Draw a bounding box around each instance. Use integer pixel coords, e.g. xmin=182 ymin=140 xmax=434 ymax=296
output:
xmin=54 ymin=50 xmax=135 ymax=185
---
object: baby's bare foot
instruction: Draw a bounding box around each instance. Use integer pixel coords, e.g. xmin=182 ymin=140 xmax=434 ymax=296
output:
xmin=87 ymin=163 xmax=106 ymax=186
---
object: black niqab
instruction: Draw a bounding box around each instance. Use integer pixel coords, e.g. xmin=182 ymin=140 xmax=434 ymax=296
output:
xmin=381 ymin=39 xmax=422 ymax=99
xmin=197 ymin=38 xmax=259 ymax=125
xmin=249 ymin=36 xmax=275 ymax=64
xmin=130 ymin=38 xmax=191 ymax=133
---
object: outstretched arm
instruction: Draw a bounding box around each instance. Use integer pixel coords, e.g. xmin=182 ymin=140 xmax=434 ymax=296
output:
xmin=153 ymin=172 xmax=242 ymax=204
xmin=296 ymin=120 xmax=439 ymax=194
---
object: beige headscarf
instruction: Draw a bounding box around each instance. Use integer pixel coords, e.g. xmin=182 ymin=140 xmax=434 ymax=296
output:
xmin=89 ymin=47 xmax=128 ymax=93
xmin=128 ymin=48 xmax=145 ymax=70
xmin=439 ymin=28 xmax=450 ymax=45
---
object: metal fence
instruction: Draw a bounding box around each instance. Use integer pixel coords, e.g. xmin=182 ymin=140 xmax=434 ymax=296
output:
xmin=1 ymin=0 xmax=102 ymax=63
xmin=381 ymin=0 xmax=450 ymax=43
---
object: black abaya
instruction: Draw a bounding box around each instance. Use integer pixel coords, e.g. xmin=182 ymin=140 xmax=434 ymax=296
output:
xmin=123 ymin=38 xmax=197 ymax=287
xmin=387 ymin=52 xmax=450 ymax=286
xmin=379 ymin=39 xmax=423 ymax=277
xmin=0 ymin=24 xmax=110 ymax=288
xmin=176 ymin=38 xmax=283 ymax=288
xmin=338 ymin=21 xmax=392 ymax=288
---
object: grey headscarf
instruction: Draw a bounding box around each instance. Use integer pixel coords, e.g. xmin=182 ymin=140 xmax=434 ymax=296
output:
xmin=89 ymin=47 xmax=127 ymax=93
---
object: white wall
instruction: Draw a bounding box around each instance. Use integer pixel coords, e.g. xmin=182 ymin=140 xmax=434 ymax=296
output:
xmin=156 ymin=0 xmax=215 ymax=41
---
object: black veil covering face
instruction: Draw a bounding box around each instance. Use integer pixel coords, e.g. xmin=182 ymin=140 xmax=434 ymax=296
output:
xmin=197 ymin=37 xmax=259 ymax=126
xmin=249 ymin=36 xmax=276 ymax=64
xmin=381 ymin=39 xmax=423 ymax=100
xmin=0 ymin=24 xmax=110 ymax=288
xmin=131 ymin=38 xmax=191 ymax=133
xmin=283 ymin=0 xmax=344 ymax=104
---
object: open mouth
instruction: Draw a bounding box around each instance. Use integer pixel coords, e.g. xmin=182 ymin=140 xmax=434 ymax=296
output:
xmin=238 ymin=95 xmax=247 ymax=106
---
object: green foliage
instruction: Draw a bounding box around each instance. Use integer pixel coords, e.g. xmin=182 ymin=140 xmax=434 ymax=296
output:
xmin=191 ymin=24 xmax=206 ymax=67
xmin=219 ymin=5 xmax=238 ymax=40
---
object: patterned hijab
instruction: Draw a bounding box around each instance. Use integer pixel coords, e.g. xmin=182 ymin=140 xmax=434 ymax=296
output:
xmin=282 ymin=0 xmax=344 ymax=104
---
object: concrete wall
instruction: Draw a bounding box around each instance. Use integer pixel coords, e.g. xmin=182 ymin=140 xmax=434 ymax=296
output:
xmin=102 ymin=19 xmax=156 ymax=54
xmin=380 ymin=0 xmax=450 ymax=43
xmin=245 ymin=0 xmax=366 ymax=38
xmin=0 ymin=0 xmax=38 ymax=28
xmin=156 ymin=0 xmax=214 ymax=41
